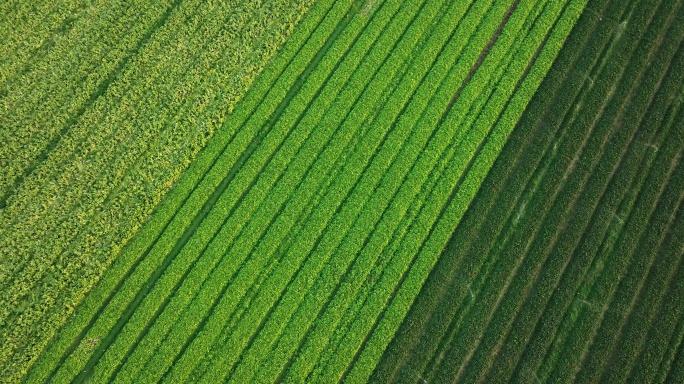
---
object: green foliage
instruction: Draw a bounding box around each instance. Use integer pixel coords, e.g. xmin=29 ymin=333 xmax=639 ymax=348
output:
xmin=11 ymin=0 xmax=588 ymax=382
xmin=2 ymin=0 xmax=314 ymax=382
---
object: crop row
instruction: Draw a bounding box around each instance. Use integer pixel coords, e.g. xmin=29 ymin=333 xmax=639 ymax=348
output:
xmin=14 ymin=0 xmax=587 ymax=382
xmin=279 ymin=0 xmax=495 ymax=380
xmin=373 ymin=0 xmax=613 ymax=380
xmin=629 ymin=227 xmax=684 ymax=383
xmin=173 ymin=2 xmax=456 ymax=380
xmin=104 ymin=0 xmax=524 ymax=380
xmin=187 ymin=0 xmax=588 ymax=378
xmin=368 ymin=0 xmax=613 ymax=377
xmin=16 ymin=1 xmax=320 ymax=383
xmin=434 ymin=3 xmax=668 ymax=381
xmin=544 ymin=79 xmax=684 ymax=382
xmin=531 ymin=2 xmax=684 ymax=381
xmin=172 ymin=0 xmax=460 ymax=382
xmin=155 ymin=3 xmax=417 ymax=382
xmin=475 ymin=2 xmax=647 ymax=382
xmin=567 ymin=14 xmax=684 ymax=384
xmin=186 ymin=0 xmax=463 ymax=381
xmin=232 ymin=0 xmax=518 ymax=381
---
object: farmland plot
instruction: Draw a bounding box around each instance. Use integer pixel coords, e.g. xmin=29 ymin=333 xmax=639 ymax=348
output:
xmin=14 ymin=0 xmax=586 ymax=383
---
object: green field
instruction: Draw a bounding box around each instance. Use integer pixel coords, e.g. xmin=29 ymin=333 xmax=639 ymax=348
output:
xmin=1 ymin=0 xmax=682 ymax=382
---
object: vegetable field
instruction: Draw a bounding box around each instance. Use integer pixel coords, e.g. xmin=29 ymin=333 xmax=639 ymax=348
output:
xmin=2 ymin=0 xmax=681 ymax=383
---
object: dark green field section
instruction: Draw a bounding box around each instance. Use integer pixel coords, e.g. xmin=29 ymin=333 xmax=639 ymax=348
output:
xmin=373 ymin=0 xmax=684 ymax=382
xmin=0 ymin=0 xmax=313 ymax=381
xmin=11 ymin=0 xmax=587 ymax=383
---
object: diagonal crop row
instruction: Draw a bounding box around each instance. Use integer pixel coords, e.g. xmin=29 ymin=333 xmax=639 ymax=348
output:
xmin=318 ymin=0 xmax=559 ymax=375
xmin=185 ymin=0 xmax=465 ymax=381
xmin=459 ymin=4 xmax=683 ymax=383
xmin=542 ymin=4 xmax=684 ymax=380
xmin=345 ymin=1 xmax=590 ymax=382
xmin=232 ymin=0 xmax=522 ymax=381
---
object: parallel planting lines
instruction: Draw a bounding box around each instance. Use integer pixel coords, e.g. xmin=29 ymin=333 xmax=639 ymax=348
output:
xmin=373 ymin=0 xmax=684 ymax=382
xmin=0 ymin=0 xmax=314 ymax=381
xmin=18 ymin=0 xmax=587 ymax=382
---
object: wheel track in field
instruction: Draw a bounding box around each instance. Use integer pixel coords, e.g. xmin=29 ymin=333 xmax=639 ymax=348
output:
xmin=0 ymin=0 xmax=241 ymax=311
xmin=0 ymin=0 xmax=90 ymax=88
